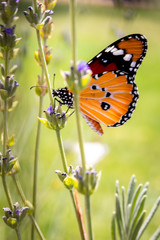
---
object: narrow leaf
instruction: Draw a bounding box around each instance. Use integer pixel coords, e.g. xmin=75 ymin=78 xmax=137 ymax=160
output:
xmin=136 ymin=197 xmax=160 ymax=240
xmin=122 ymin=186 xmax=126 ymax=218
xmin=130 ymin=184 xmax=143 ymax=218
xmin=127 ymin=175 xmax=136 ymax=204
xmin=115 ymin=193 xmax=123 ymax=240
xmin=133 ymin=186 xmax=148 ymax=218
xmin=116 ymin=180 xmax=120 ymax=195
xmin=111 ymin=212 xmax=117 ymax=240
xmin=125 ymin=204 xmax=132 ymax=233
xmin=150 ymin=227 xmax=160 ymax=240
xmin=129 ymin=196 xmax=147 ymax=238
xmin=130 ymin=210 xmax=146 ymax=240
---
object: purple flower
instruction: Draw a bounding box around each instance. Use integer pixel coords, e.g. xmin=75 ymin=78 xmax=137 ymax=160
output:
xmin=4 ymin=28 xmax=14 ymax=35
xmin=77 ymin=61 xmax=90 ymax=72
xmin=46 ymin=105 xmax=53 ymax=115
xmin=16 ymin=209 xmax=20 ymax=214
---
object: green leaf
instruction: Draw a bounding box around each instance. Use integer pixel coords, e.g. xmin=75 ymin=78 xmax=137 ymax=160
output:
xmin=111 ymin=212 xmax=117 ymax=240
xmin=130 ymin=184 xmax=143 ymax=218
xmin=133 ymin=185 xmax=148 ymax=219
xmin=38 ymin=117 xmax=53 ymax=129
xmin=115 ymin=193 xmax=123 ymax=239
xmin=127 ymin=175 xmax=136 ymax=205
xmin=129 ymin=195 xmax=147 ymax=238
xmin=150 ymin=227 xmax=160 ymax=240
xmin=136 ymin=197 xmax=160 ymax=240
xmin=130 ymin=211 xmax=146 ymax=240
xmin=122 ymin=186 xmax=126 ymax=220
xmin=126 ymin=203 xmax=132 ymax=233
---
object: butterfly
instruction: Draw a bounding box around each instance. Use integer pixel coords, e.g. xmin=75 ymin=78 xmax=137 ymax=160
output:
xmin=53 ymin=34 xmax=147 ymax=135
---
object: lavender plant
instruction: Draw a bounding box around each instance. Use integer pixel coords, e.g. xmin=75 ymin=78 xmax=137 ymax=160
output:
xmin=0 ymin=0 xmax=160 ymax=240
xmin=112 ymin=175 xmax=160 ymax=240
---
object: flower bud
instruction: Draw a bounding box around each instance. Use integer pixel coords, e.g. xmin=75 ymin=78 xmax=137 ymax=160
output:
xmin=55 ymin=169 xmax=78 ymax=190
xmin=0 ymin=64 xmax=5 ymax=77
xmin=3 ymin=202 xmax=29 ymax=229
xmin=0 ymin=149 xmax=17 ymax=174
xmin=40 ymin=20 xmax=54 ymax=39
xmin=47 ymin=0 xmax=57 ymax=10
xmin=62 ymin=60 xmax=92 ymax=93
xmin=74 ymin=166 xmax=101 ymax=195
xmin=39 ymin=104 xmax=69 ymax=131
xmin=0 ymin=79 xmax=4 ymax=89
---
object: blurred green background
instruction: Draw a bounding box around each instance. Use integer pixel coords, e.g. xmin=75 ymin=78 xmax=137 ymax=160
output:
xmin=0 ymin=1 xmax=160 ymax=239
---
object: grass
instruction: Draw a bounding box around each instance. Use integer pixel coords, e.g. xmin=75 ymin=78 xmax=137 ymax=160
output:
xmin=0 ymin=3 xmax=160 ymax=240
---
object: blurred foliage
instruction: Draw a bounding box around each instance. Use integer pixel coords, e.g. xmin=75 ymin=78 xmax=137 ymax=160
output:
xmin=0 ymin=2 xmax=160 ymax=240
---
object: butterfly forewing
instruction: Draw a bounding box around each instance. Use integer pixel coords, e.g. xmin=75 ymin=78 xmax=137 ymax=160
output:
xmin=88 ymin=34 xmax=147 ymax=76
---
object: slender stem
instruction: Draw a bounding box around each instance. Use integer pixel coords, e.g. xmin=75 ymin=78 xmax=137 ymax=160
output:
xmin=55 ymin=129 xmax=68 ymax=173
xmin=74 ymin=93 xmax=86 ymax=170
xmin=70 ymin=0 xmax=76 ymax=67
xmin=15 ymin=227 xmax=22 ymax=240
xmin=30 ymin=215 xmax=46 ymax=240
xmin=69 ymin=0 xmax=93 ymax=239
xmin=12 ymin=174 xmax=26 ymax=203
xmin=56 ymin=127 xmax=87 ymax=240
xmin=72 ymin=190 xmax=87 ymax=240
xmin=1 ymin=50 xmax=13 ymax=210
xmin=36 ymin=30 xmax=54 ymax=107
xmin=85 ymin=191 xmax=93 ymax=240
xmin=31 ymin=94 xmax=43 ymax=240
xmin=74 ymin=90 xmax=93 ymax=240
xmin=12 ymin=174 xmax=46 ymax=240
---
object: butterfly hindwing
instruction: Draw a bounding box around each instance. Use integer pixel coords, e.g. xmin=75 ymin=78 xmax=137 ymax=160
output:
xmin=80 ymin=70 xmax=138 ymax=134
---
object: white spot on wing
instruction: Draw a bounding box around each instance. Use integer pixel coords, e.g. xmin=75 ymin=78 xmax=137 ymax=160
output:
xmin=105 ymin=45 xmax=114 ymax=52
xmin=96 ymin=53 xmax=102 ymax=58
xmin=130 ymin=61 xmax=136 ymax=67
xmin=111 ymin=47 xmax=118 ymax=53
xmin=123 ymin=54 xmax=132 ymax=61
xmin=113 ymin=49 xmax=124 ymax=56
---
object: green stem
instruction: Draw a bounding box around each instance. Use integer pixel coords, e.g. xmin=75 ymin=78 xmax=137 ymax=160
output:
xmin=15 ymin=227 xmax=22 ymax=240
xmin=30 ymin=215 xmax=46 ymax=240
xmin=74 ymin=91 xmax=93 ymax=240
xmin=70 ymin=190 xmax=87 ymax=240
xmin=85 ymin=191 xmax=93 ymax=240
xmin=1 ymin=50 xmax=13 ymax=210
xmin=36 ymin=30 xmax=54 ymax=107
xmin=12 ymin=174 xmax=26 ymax=203
xmin=69 ymin=0 xmax=93 ymax=238
xmin=31 ymin=94 xmax=43 ymax=240
xmin=70 ymin=0 xmax=76 ymax=67
xmin=12 ymin=174 xmax=46 ymax=240
xmin=74 ymin=93 xmax=86 ymax=170
xmin=55 ymin=129 xmax=68 ymax=173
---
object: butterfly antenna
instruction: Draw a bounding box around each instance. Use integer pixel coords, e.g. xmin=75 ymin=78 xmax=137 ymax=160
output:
xmin=52 ymin=73 xmax=56 ymax=89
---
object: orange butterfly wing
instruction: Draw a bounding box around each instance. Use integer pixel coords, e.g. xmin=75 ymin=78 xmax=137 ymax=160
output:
xmin=80 ymin=71 xmax=138 ymax=135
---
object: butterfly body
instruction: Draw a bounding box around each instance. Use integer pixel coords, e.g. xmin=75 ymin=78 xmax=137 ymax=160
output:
xmin=53 ymin=34 xmax=147 ymax=135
